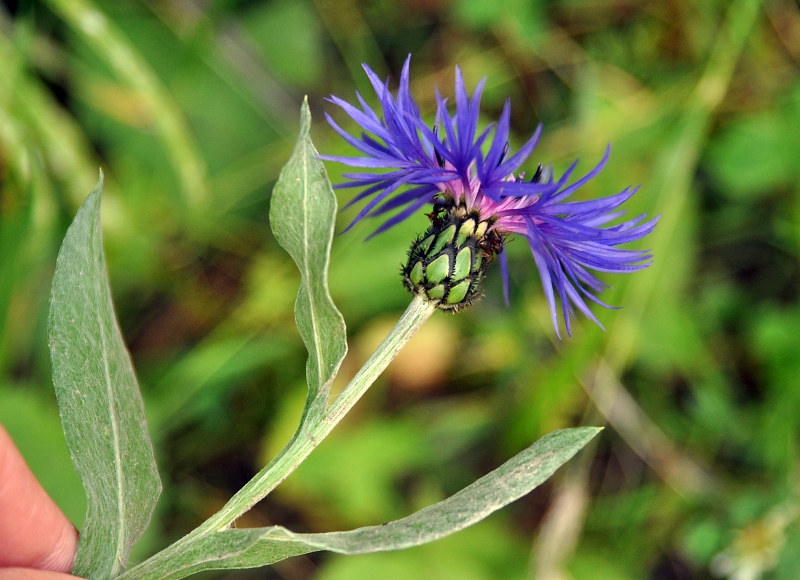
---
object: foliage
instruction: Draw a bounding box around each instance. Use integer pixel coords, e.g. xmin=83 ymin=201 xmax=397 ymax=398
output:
xmin=2 ymin=0 xmax=798 ymax=578
xmin=49 ymin=174 xmax=161 ymax=578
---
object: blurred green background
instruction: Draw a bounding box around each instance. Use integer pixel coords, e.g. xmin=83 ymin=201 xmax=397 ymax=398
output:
xmin=1 ymin=0 xmax=798 ymax=578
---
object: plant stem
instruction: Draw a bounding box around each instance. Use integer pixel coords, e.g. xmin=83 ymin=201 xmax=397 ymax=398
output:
xmin=118 ymin=295 xmax=436 ymax=580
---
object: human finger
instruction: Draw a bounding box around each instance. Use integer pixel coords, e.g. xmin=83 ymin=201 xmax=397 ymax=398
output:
xmin=0 ymin=569 xmax=83 ymax=580
xmin=0 ymin=425 xmax=78 ymax=572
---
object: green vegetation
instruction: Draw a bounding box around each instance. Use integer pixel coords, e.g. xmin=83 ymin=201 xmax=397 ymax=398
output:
xmin=2 ymin=0 xmax=797 ymax=577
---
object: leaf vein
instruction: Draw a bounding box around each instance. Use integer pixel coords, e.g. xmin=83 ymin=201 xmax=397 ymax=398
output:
xmin=95 ymin=236 xmax=127 ymax=575
xmin=302 ymin=143 xmax=325 ymax=393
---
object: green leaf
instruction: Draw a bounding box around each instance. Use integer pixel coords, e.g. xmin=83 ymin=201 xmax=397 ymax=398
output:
xmin=283 ymin=427 xmax=601 ymax=554
xmin=134 ymin=427 xmax=600 ymax=578
xmin=269 ymin=97 xmax=347 ymax=412
xmin=49 ymin=174 xmax=162 ymax=580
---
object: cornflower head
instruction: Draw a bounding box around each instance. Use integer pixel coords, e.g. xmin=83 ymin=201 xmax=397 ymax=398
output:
xmin=321 ymin=57 xmax=658 ymax=337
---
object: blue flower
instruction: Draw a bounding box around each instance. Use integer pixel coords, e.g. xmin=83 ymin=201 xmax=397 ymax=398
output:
xmin=321 ymin=57 xmax=658 ymax=337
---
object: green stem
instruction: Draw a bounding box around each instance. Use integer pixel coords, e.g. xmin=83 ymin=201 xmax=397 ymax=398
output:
xmin=118 ymin=295 xmax=436 ymax=580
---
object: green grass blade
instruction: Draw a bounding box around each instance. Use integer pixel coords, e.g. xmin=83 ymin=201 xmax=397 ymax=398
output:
xmin=49 ymin=175 xmax=162 ymax=579
xmin=269 ymin=98 xmax=347 ymax=413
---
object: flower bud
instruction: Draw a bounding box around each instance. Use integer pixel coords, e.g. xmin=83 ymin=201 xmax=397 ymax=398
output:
xmin=402 ymin=200 xmax=501 ymax=311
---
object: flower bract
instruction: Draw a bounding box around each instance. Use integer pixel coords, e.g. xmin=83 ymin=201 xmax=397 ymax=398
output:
xmin=321 ymin=57 xmax=658 ymax=337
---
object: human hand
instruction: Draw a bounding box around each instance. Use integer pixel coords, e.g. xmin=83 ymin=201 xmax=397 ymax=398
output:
xmin=0 ymin=425 xmax=81 ymax=579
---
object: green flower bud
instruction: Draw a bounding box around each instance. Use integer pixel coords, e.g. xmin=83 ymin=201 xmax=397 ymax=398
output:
xmin=402 ymin=198 xmax=503 ymax=311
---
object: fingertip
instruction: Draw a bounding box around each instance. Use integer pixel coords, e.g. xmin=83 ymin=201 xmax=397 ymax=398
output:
xmin=32 ymin=519 xmax=79 ymax=573
xmin=0 ymin=569 xmax=83 ymax=580
xmin=0 ymin=425 xmax=78 ymax=573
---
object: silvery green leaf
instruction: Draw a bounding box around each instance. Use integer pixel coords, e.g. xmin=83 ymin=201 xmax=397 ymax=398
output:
xmin=49 ymin=174 xmax=162 ymax=579
xmin=126 ymin=427 xmax=599 ymax=579
xmin=269 ymin=97 xmax=347 ymax=418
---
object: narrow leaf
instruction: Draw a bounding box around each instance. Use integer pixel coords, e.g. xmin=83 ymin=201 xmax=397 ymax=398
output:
xmin=49 ymin=174 xmax=162 ymax=579
xmin=269 ymin=97 xmax=347 ymax=410
xmin=264 ymin=426 xmax=601 ymax=553
xmin=138 ymin=427 xmax=600 ymax=579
